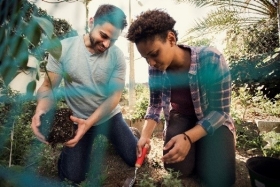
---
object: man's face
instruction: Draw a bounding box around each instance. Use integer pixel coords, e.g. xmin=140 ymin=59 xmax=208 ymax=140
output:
xmin=89 ymin=22 xmax=121 ymax=54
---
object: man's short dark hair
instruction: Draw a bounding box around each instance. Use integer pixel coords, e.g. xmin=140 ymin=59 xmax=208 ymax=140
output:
xmin=93 ymin=4 xmax=127 ymax=30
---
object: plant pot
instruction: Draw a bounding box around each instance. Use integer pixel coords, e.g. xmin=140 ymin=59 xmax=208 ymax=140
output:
xmin=246 ymin=156 xmax=280 ymax=187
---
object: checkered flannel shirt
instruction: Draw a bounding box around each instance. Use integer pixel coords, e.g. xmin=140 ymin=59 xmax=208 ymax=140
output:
xmin=144 ymin=45 xmax=235 ymax=135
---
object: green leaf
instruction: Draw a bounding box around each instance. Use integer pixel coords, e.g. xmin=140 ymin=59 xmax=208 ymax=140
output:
xmin=1 ymin=56 xmax=18 ymax=85
xmin=31 ymin=15 xmax=62 ymax=60
xmin=9 ymin=35 xmax=25 ymax=57
xmin=41 ymin=36 xmax=62 ymax=60
xmin=31 ymin=15 xmax=54 ymax=39
xmin=22 ymin=20 xmax=41 ymax=47
xmin=26 ymin=80 xmax=37 ymax=96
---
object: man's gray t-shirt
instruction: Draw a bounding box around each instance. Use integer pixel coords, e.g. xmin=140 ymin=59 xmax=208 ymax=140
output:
xmin=46 ymin=36 xmax=126 ymax=125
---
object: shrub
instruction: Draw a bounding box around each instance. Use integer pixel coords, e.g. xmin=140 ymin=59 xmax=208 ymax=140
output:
xmin=229 ymin=49 xmax=280 ymax=99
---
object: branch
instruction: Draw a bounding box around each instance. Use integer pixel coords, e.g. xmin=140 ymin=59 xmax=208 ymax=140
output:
xmin=42 ymin=0 xmax=84 ymax=3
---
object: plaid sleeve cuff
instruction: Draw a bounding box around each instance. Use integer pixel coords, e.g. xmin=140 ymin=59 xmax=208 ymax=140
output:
xmin=198 ymin=111 xmax=227 ymax=135
xmin=144 ymin=114 xmax=160 ymax=123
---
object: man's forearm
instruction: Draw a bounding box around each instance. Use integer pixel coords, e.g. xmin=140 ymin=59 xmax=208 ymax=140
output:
xmin=35 ymin=86 xmax=55 ymax=114
xmin=87 ymin=91 xmax=122 ymax=127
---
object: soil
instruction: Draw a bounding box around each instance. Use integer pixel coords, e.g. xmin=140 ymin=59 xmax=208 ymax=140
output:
xmin=101 ymin=131 xmax=251 ymax=187
xmin=40 ymin=108 xmax=76 ymax=148
xmin=42 ymin=108 xmax=280 ymax=187
xmin=100 ymin=119 xmax=280 ymax=187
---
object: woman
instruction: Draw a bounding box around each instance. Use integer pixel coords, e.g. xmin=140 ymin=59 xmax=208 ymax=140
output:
xmin=127 ymin=9 xmax=236 ymax=187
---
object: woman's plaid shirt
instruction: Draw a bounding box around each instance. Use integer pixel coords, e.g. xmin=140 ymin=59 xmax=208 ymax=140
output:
xmin=144 ymin=45 xmax=235 ymax=135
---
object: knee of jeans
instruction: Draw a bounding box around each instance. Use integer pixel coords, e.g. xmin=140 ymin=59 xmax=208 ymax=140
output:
xmin=118 ymin=148 xmax=137 ymax=167
xmin=58 ymin=160 xmax=86 ymax=184
xmin=125 ymin=155 xmax=137 ymax=167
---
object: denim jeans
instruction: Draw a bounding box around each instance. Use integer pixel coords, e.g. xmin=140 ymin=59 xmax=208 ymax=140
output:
xmin=57 ymin=112 xmax=137 ymax=185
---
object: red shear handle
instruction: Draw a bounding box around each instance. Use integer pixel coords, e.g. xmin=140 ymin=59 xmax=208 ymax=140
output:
xmin=135 ymin=145 xmax=148 ymax=168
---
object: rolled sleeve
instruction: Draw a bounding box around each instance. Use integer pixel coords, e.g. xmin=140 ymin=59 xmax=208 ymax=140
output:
xmin=198 ymin=111 xmax=228 ymax=135
xmin=144 ymin=67 xmax=163 ymax=123
xmin=196 ymin=47 xmax=233 ymax=135
xmin=145 ymin=106 xmax=162 ymax=123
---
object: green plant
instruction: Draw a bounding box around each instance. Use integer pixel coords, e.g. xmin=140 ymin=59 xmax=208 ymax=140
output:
xmin=232 ymin=84 xmax=280 ymax=156
xmin=0 ymin=0 xmax=77 ymax=91
xmin=138 ymin=173 xmax=156 ymax=187
xmin=124 ymin=84 xmax=150 ymax=122
xmin=261 ymin=131 xmax=280 ymax=158
xmin=177 ymin=0 xmax=278 ymax=44
xmin=35 ymin=144 xmax=61 ymax=178
xmin=251 ymin=87 xmax=280 ymax=117
xmin=161 ymin=169 xmax=183 ymax=187
xmin=225 ymin=18 xmax=278 ymax=60
xmin=235 ymin=122 xmax=263 ymax=150
xmin=131 ymin=93 xmax=149 ymax=122
xmin=0 ymin=81 xmax=73 ymax=180
xmin=180 ymin=35 xmax=212 ymax=46
xmin=231 ymin=84 xmax=252 ymax=122
xmin=0 ymin=85 xmax=37 ymax=167
xmin=120 ymin=87 xmax=128 ymax=105
xmin=229 ymin=49 xmax=280 ymax=99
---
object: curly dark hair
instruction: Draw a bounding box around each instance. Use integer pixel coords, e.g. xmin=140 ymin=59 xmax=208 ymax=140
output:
xmin=127 ymin=9 xmax=178 ymax=43
xmin=93 ymin=4 xmax=127 ymax=30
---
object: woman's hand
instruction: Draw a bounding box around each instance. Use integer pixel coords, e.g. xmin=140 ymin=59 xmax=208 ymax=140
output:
xmin=161 ymin=134 xmax=191 ymax=164
xmin=64 ymin=116 xmax=90 ymax=147
xmin=137 ymin=136 xmax=151 ymax=158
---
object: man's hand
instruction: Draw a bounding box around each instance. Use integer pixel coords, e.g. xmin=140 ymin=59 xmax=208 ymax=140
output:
xmin=64 ymin=116 xmax=89 ymax=147
xmin=161 ymin=134 xmax=191 ymax=164
xmin=31 ymin=110 xmax=48 ymax=144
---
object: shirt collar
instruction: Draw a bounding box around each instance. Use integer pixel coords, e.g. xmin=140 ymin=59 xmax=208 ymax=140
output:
xmin=178 ymin=44 xmax=198 ymax=75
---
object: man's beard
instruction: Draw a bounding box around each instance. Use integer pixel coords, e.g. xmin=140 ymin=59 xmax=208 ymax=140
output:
xmin=89 ymin=31 xmax=106 ymax=54
xmin=89 ymin=31 xmax=97 ymax=48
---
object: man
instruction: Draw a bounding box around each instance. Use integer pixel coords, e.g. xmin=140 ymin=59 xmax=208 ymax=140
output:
xmin=31 ymin=4 xmax=139 ymax=185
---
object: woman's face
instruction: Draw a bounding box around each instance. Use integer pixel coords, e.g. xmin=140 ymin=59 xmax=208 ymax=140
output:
xmin=136 ymin=34 xmax=175 ymax=71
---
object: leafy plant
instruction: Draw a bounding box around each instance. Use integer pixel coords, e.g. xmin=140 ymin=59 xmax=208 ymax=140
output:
xmin=161 ymin=169 xmax=183 ymax=187
xmin=176 ymin=0 xmax=277 ymax=36
xmin=124 ymin=84 xmax=149 ymax=122
xmin=225 ymin=18 xmax=278 ymax=60
xmin=262 ymin=131 xmax=280 ymax=158
xmin=231 ymin=84 xmax=252 ymax=122
xmin=0 ymin=0 xmax=77 ymax=92
xmin=232 ymin=84 xmax=280 ymax=156
xmin=35 ymin=144 xmax=62 ymax=178
xmin=0 ymin=83 xmax=37 ymax=167
xmin=179 ymin=35 xmax=212 ymax=47
xmin=138 ymin=173 xmax=156 ymax=187
xmin=229 ymin=49 xmax=280 ymax=99
xmin=235 ymin=122 xmax=263 ymax=150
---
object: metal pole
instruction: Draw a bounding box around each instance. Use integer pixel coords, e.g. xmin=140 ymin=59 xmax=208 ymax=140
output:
xmin=85 ymin=0 xmax=89 ymax=33
xmin=128 ymin=0 xmax=136 ymax=110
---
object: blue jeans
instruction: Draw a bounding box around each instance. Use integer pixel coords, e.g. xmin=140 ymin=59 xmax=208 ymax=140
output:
xmin=57 ymin=112 xmax=137 ymax=185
